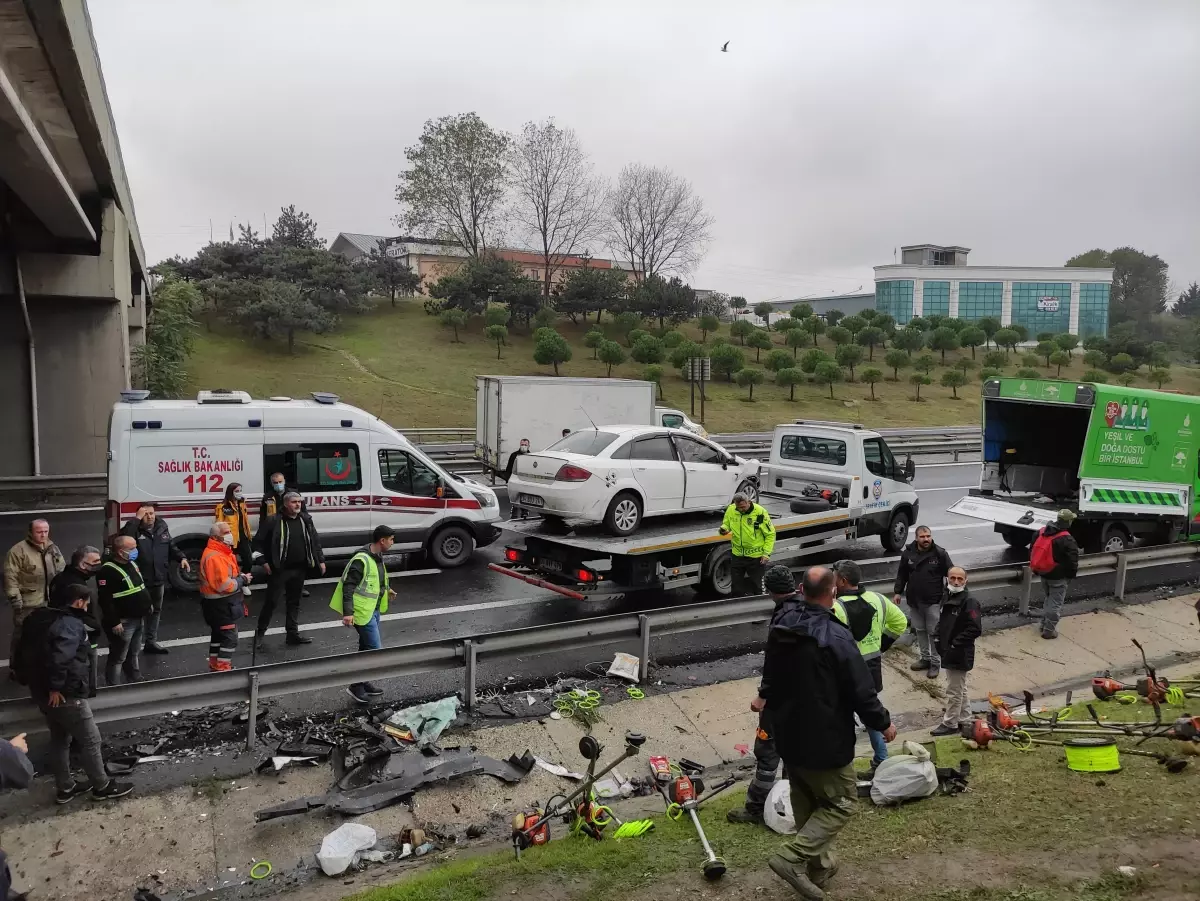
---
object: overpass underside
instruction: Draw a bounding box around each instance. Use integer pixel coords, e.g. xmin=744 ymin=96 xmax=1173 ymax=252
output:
xmin=0 ymin=0 xmax=147 ymax=483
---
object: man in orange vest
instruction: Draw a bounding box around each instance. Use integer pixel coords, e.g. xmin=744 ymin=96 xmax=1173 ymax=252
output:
xmin=199 ymin=523 xmax=252 ymax=672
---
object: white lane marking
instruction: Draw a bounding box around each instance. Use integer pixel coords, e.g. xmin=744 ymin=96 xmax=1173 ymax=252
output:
xmin=0 ymin=506 xmax=105 ymax=516
xmin=915 ymin=485 xmax=977 ymax=492
xmin=242 ymin=567 xmax=440 ymax=592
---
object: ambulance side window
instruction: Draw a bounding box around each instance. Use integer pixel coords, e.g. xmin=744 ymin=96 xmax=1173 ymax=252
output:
xmin=263 ymin=443 xmax=361 ymax=492
xmin=378 ymin=449 xmax=440 ymax=498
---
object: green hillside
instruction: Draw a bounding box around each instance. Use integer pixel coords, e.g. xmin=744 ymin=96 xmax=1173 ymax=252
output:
xmin=183 ymin=300 xmax=1199 ymax=433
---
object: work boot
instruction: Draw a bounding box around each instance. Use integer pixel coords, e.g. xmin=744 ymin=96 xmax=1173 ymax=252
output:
xmin=302 ymin=588 xmax=311 ymax=598
xmin=931 ymin=723 xmax=958 ymax=737
xmin=347 ymin=685 xmax=370 ymax=705
xmin=92 ymin=780 xmax=134 ymax=801
xmin=362 ymin=682 xmax=384 ymax=697
xmin=807 ymin=852 xmax=838 ymax=890
xmin=725 ymin=807 xmax=764 ymax=825
xmin=144 ymin=642 xmax=169 ymax=655
xmin=1041 ymin=629 xmax=1058 ymax=640
xmin=927 ymin=663 xmax=940 ymax=680
xmin=55 ymin=780 xmax=93 ymax=805
xmin=254 ymin=631 xmax=267 ymax=651
xmin=768 ymin=855 xmax=825 ymax=900
xmin=909 ymin=659 xmax=930 ymax=671
xmin=285 ymin=634 xmax=313 ymax=646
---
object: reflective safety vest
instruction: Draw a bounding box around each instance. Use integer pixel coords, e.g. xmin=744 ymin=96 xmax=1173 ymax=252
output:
xmin=100 ymin=561 xmax=143 ymax=600
xmin=329 ymin=551 xmax=389 ymax=625
xmin=833 ymin=589 xmax=908 ymax=660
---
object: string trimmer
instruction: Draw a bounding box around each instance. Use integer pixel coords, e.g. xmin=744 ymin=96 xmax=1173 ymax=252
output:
xmin=649 ymin=756 xmax=739 ymax=880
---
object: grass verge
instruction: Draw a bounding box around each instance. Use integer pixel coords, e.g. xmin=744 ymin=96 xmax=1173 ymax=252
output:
xmin=344 ymin=695 xmax=1199 ymax=901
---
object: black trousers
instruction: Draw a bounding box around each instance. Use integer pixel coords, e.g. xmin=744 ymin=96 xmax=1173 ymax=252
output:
xmin=731 ymin=555 xmax=766 ymax=597
xmin=745 ymin=709 xmax=782 ymax=815
xmin=259 ymin=567 xmax=307 ymax=636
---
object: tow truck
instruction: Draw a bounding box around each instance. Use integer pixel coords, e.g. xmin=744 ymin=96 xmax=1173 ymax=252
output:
xmin=491 ymin=420 xmax=918 ymax=599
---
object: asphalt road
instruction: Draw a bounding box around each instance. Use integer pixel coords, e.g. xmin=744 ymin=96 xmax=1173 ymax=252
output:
xmin=0 ymin=461 xmax=1018 ymax=697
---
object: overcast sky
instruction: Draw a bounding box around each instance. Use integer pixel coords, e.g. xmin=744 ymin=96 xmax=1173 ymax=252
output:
xmin=90 ymin=0 xmax=1200 ymax=301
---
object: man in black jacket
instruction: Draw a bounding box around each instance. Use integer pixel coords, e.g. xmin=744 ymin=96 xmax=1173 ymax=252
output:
xmin=1 ymin=732 xmax=33 ymax=898
xmin=1037 ymin=509 xmax=1080 ymax=639
xmin=121 ymin=503 xmax=189 ymax=654
xmin=728 ymin=564 xmax=802 ymax=826
xmin=762 ymin=566 xmax=896 ymax=900
xmin=21 ymin=583 xmax=132 ymax=804
xmin=48 ymin=546 xmax=103 ymax=693
xmin=254 ymin=492 xmax=325 ymax=648
xmin=892 ymin=525 xmax=953 ymax=680
xmin=97 ymin=535 xmax=153 ymax=685
xmin=930 ymin=567 xmax=983 ymax=736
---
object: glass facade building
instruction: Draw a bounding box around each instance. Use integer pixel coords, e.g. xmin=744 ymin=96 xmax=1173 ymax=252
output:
xmin=1078 ymin=283 xmax=1110 ymax=338
xmin=876 ymin=280 xmax=914 ymax=325
xmin=922 ymin=281 xmax=950 ymax=318
xmin=1011 ymin=282 xmax=1070 ymax=335
xmin=957 ymin=281 xmax=1003 ymax=321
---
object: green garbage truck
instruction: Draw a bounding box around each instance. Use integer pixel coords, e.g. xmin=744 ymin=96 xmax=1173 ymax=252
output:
xmin=949 ymin=378 xmax=1197 ymax=552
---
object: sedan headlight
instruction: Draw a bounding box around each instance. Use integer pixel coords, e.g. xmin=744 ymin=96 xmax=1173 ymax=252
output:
xmin=471 ymin=490 xmax=497 ymax=508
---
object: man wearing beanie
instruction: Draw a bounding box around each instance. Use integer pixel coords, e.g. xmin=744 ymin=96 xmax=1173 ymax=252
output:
xmin=1029 ymin=509 xmax=1080 ymax=639
xmin=728 ymin=564 xmax=801 ymax=826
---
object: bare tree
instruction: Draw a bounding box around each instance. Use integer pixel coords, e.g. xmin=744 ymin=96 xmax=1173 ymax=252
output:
xmin=394 ymin=112 xmax=510 ymax=256
xmin=606 ymin=163 xmax=713 ymax=281
xmin=509 ymin=119 xmax=606 ymax=296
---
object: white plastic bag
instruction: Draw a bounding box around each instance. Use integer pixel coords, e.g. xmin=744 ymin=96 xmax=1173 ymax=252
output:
xmin=763 ymin=780 xmax=796 ymax=834
xmin=317 ymin=823 xmax=378 ymax=876
xmin=869 ymin=755 xmax=937 ymax=806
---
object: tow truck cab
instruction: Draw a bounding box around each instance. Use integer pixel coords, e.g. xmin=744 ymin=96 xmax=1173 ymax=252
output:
xmin=762 ymin=420 xmax=918 ymax=552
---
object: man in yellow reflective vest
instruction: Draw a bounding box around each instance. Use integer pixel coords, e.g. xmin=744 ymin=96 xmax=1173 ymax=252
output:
xmin=332 ymin=526 xmax=396 ymax=705
xmin=832 ymin=559 xmax=908 ymax=770
xmin=96 ymin=535 xmax=152 ymax=686
xmin=719 ymin=492 xmax=775 ymax=597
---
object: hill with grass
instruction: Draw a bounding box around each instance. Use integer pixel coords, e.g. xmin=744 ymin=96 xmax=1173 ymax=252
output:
xmin=183 ymin=300 xmax=1198 ymax=432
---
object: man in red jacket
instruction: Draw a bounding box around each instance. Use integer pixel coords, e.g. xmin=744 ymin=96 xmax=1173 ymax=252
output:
xmin=1034 ymin=509 xmax=1080 ymax=639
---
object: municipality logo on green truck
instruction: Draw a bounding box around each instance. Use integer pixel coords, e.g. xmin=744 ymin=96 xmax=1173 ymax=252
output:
xmin=1083 ymin=385 xmax=1192 ymax=482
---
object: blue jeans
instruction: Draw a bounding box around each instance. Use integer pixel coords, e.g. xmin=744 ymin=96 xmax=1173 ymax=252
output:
xmin=867 ymin=728 xmax=889 ymax=767
xmin=351 ymin=610 xmax=381 ymax=692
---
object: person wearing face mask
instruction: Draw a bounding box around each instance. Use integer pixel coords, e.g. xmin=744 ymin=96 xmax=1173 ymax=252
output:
xmin=4 ymin=518 xmax=66 ymax=677
xmin=930 ymin=567 xmax=982 ymax=737
xmin=16 ymin=582 xmax=133 ymax=804
xmin=216 ymin=482 xmax=253 ymax=595
xmin=49 ymin=546 xmax=104 ymax=691
xmin=259 ymin=472 xmax=311 ymax=598
xmin=121 ymin=502 xmax=189 ymax=655
xmin=199 ymin=523 xmax=253 ymax=672
xmin=96 ymin=535 xmax=153 ymax=685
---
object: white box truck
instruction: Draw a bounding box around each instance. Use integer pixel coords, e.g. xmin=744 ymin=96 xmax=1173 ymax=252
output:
xmin=475 ymin=376 xmax=661 ymax=476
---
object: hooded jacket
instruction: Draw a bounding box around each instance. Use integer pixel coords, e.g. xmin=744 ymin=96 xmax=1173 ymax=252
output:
xmin=935 ymin=588 xmax=983 ymax=671
xmin=761 ymin=600 xmax=891 ymax=770
xmin=1038 ymin=521 xmax=1080 ymax=580
xmin=4 ymin=535 xmax=66 ymax=610
xmin=20 ymin=605 xmax=94 ymax=706
xmin=893 ymin=539 xmax=953 ymax=607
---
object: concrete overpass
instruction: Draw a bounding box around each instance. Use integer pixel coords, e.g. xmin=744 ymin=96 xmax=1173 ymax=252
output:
xmin=0 ymin=0 xmax=147 ymax=486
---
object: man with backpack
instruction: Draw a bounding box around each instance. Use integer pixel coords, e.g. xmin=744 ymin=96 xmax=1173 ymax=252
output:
xmin=930 ymin=567 xmax=983 ymax=736
xmin=1029 ymin=509 xmax=1080 ymax=640
xmin=892 ymin=525 xmax=953 ymax=679
xmin=832 ymin=560 xmax=908 ymax=770
xmin=15 ymin=583 xmax=133 ymax=804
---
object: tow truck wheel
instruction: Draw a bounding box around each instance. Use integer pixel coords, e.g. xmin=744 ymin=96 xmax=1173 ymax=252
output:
xmin=999 ymin=528 xmax=1032 ymax=550
xmin=697 ymin=546 xmax=733 ymax=598
xmin=1100 ymin=522 xmax=1131 ymax=553
xmin=881 ymin=511 xmax=910 ymax=554
xmin=429 ymin=525 xmax=474 ymax=568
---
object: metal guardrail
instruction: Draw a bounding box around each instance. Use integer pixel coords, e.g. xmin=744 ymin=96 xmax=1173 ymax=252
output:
xmin=424 ymin=427 xmax=984 ymax=473
xmin=1 ymin=542 xmax=1195 ymax=741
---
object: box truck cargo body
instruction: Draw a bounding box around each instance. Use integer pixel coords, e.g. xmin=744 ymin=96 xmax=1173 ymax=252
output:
xmin=950 ymin=378 xmax=1197 ymax=551
xmin=475 ymin=376 xmax=657 ymax=474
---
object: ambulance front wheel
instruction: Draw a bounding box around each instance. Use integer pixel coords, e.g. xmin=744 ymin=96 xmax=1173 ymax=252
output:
xmin=429 ymin=525 xmax=474 ymax=568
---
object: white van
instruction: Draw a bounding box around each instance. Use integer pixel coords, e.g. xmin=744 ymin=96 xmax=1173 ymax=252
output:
xmin=106 ymin=390 xmax=501 ymax=586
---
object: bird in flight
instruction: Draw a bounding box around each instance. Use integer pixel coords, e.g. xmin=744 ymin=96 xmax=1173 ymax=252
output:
xmin=721 ymin=41 xmax=730 ymax=52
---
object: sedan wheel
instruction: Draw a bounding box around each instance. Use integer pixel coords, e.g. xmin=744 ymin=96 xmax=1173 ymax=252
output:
xmin=604 ymin=492 xmax=643 ymax=536
xmin=735 ymin=479 xmax=758 ymax=504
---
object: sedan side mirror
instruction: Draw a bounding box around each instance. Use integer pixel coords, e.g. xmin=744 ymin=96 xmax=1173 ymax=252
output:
xmin=904 ymin=456 xmax=916 ymax=483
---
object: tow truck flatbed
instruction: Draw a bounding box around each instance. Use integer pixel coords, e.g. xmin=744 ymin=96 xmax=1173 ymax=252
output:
xmin=493 ymin=497 xmax=856 ymax=598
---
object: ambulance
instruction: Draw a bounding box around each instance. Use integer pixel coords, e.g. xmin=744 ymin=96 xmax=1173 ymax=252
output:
xmin=106 ymin=390 xmax=502 ymax=589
